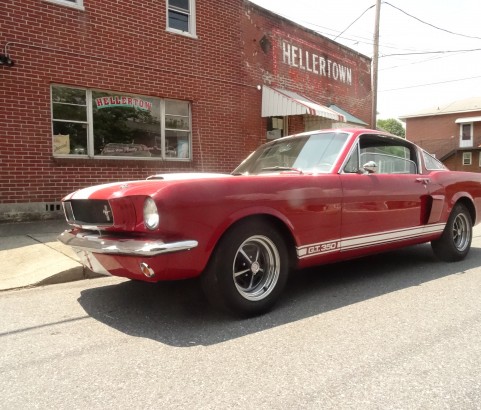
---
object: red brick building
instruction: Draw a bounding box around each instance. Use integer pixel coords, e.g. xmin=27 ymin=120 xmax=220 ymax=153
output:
xmin=1 ymin=0 xmax=372 ymax=221
xmin=400 ymin=97 xmax=481 ymax=172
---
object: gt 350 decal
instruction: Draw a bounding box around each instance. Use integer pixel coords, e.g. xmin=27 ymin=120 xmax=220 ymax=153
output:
xmin=297 ymin=240 xmax=340 ymax=258
xmin=296 ymin=223 xmax=446 ymax=259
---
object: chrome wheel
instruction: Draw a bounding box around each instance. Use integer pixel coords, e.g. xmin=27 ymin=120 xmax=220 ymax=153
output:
xmin=233 ymin=235 xmax=280 ymax=301
xmin=201 ymin=219 xmax=289 ymax=316
xmin=452 ymin=213 xmax=471 ymax=252
xmin=431 ymin=203 xmax=472 ymax=262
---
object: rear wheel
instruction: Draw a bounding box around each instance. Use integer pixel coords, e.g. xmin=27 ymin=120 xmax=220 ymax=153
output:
xmin=201 ymin=220 xmax=289 ymax=316
xmin=431 ymin=203 xmax=472 ymax=262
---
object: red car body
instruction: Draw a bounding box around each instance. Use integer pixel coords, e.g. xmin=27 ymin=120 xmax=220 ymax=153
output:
xmin=58 ymin=129 xmax=481 ymax=315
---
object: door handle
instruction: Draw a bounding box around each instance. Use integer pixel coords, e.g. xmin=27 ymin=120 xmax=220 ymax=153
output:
xmin=416 ymin=177 xmax=430 ymax=184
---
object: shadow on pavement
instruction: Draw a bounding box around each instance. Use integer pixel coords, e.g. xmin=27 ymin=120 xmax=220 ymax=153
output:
xmin=78 ymin=243 xmax=481 ymax=347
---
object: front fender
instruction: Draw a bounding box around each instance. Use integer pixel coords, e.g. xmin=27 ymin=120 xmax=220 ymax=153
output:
xmin=204 ymin=206 xmax=298 ymax=257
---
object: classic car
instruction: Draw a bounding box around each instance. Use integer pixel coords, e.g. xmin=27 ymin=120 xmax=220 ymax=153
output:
xmin=58 ymin=128 xmax=481 ymax=316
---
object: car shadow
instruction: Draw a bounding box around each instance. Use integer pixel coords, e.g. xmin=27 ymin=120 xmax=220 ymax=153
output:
xmin=78 ymin=243 xmax=481 ymax=347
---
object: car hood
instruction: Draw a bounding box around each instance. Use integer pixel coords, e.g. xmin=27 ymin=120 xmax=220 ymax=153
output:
xmin=63 ymin=173 xmax=232 ymax=200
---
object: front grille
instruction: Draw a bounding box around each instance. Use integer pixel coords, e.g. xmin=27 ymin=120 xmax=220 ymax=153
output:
xmin=64 ymin=200 xmax=114 ymax=226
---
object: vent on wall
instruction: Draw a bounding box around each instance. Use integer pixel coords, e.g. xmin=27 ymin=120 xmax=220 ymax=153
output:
xmin=45 ymin=203 xmax=62 ymax=212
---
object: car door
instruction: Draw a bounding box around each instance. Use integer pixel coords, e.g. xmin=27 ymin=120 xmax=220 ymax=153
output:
xmin=339 ymin=134 xmax=429 ymax=252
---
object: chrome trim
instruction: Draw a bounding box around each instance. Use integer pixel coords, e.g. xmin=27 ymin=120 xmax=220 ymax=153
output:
xmin=58 ymin=230 xmax=198 ymax=256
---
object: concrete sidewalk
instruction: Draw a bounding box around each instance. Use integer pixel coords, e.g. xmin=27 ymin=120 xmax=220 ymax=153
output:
xmin=0 ymin=219 xmax=102 ymax=291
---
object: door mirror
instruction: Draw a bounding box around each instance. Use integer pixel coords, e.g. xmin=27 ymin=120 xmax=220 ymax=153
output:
xmin=363 ymin=161 xmax=377 ymax=174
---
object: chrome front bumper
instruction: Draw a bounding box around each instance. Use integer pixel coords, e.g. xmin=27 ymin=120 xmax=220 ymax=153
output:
xmin=58 ymin=230 xmax=198 ymax=257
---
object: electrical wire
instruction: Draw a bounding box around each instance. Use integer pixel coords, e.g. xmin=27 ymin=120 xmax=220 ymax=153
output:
xmin=333 ymin=4 xmax=376 ymax=41
xmin=384 ymin=2 xmax=481 ymax=41
xmin=380 ymin=74 xmax=481 ymax=92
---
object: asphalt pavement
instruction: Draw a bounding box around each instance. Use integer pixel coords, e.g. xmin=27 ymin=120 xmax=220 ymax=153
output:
xmin=0 ymin=218 xmax=102 ymax=291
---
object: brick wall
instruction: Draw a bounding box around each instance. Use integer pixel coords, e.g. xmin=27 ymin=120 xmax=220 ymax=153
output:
xmin=241 ymin=3 xmax=372 ymax=128
xmin=1 ymin=0 xmax=372 ymax=220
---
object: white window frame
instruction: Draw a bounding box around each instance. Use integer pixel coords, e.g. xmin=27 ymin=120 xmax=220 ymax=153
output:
xmin=166 ymin=0 xmax=197 ymax=38
xmin=462 ymin=152 xmax=472 ymax=166
xmin=51 ymin=85 xmax=192 ymax=161
xmin=460 ymin=123 xmax=473 ymax=148
xmin=43 ymin=0 xmax=84 ymax=10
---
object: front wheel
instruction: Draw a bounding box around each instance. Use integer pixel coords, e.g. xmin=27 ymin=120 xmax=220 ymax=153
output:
xmin=431 ymin=203 xmax=472 ymax=262
xmin=201 ymin=220 xmax=289 ymax=316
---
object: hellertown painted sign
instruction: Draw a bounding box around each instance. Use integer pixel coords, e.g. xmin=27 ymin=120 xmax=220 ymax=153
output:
xmin=95 ymin=96 xmax=153 ymax=111
xmin=281 ymin=40 xmax=353 ymax=86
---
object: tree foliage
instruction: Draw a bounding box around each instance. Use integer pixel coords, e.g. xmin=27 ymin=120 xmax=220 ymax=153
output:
xmin=377 ymin=118 xmax=405 ymax=138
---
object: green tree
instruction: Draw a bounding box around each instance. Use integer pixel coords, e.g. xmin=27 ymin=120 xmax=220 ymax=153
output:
xmin=377 ymin=118 xmax=405 ymax=138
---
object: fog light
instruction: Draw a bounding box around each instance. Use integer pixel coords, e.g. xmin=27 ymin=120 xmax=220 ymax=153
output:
xmin=140 ymin=262 xmax=155 ymax=278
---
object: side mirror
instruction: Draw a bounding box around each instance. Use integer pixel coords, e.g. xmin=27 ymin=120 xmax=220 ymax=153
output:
xmin=363 ymin=161 xmax=377 ymax=174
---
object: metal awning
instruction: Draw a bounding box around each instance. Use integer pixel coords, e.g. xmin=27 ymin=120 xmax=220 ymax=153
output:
xmin=329 ymin=104 xmax=368 ymax=125
xmin=261 ymin=86 xmax=346 ymax=122
xmin=455 ymin=116 xmax=481 ymax=123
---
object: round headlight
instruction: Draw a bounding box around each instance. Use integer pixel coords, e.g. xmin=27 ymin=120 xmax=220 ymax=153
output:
xmin=143 ymin=197 xmax=159 ymax=230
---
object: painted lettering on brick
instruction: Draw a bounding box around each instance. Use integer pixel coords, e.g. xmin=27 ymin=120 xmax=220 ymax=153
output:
xmin=282 ymin=40 xmax=352 ymax=86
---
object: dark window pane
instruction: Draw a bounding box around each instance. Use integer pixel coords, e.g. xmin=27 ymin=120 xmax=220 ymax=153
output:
xmin=169 ymin=0 xmax=189 ymax=11
xmin=165 ymin=115 xmax=189 ymax=130
xmin=92 ymin=92 xmax=161 ymax=157
xmin=53 ymin=103 xmax=87 ymax=121
xmin=165 ymin=100 xmax=189 ymax=116
xmin=52 ymin=86 xmax=86 ymax=105
xmin=168 ymin=10 xmax=189 ymax=31
xmin=53 ymin=121 xmax=88 ymax=155
xmin=165 ymin=130 xmax=190 ymax=158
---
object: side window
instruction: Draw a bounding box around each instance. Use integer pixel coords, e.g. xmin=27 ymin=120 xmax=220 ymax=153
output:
xmin=356 ymin=135 xmax=418 ymax=174
xmin=343 ymin=143 xmax=360 ymax=173
xmin=423 ymin=151 xmax=447 ymax=170
xmin=167 ymin=0 xmax=196 ymax=37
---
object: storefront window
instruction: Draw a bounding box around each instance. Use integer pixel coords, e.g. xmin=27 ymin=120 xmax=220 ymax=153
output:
xmin=51 ymin=85 xmax=191 ymax=160
xmin=52 ymin=87 xmax=88 ymax=155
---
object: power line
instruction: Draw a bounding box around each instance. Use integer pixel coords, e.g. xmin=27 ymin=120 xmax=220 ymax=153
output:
xmin=384 ymin=2 xmax=481 ymax=41
xmin=333 ymin=4 xmax=376 ymax=41
xmin=380 ymin=74 xmax=481 ymax=92
xmin=381 ymin=48 xmax=481 ymax=57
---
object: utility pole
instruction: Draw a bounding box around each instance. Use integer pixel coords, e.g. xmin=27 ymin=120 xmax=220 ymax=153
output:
xmin=371 ymin=0 xmax=381 ymax=129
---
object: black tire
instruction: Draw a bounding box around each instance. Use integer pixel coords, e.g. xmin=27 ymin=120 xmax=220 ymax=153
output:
xmin=431 ymin=203 xmax=472 ymax=262
xmin=201 ymin=219 xmax=289 ymax=317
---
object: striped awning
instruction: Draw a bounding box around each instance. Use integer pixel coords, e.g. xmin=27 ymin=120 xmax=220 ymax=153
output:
xmin=261 ymin=86 xmax=346 ymax=122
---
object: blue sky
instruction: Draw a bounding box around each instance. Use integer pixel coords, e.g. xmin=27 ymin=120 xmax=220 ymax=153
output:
xmin=249 ymin=0 xmax=481 ymax=119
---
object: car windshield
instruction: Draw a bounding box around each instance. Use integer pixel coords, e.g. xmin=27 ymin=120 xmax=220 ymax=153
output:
xmin=233 ymin=132 xmax=349 ymax=175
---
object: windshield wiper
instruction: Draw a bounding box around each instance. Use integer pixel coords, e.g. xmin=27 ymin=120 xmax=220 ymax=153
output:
xmin=260 ymin=166 xmax=304 ymax=174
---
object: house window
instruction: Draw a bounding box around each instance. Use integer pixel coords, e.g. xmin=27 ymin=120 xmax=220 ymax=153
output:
xmin=51 ymin=85 xmax=191 ymax=160
xmin=167 ymin=0 xmax=196 ymax=37
xmin=43 ymin=0 xmax=84 ymax=9
xmin=462 ymin=152 xmax=472 ymax=166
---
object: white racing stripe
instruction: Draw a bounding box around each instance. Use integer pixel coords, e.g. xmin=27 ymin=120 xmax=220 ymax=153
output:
xmin=297 ymin=223 xmax=446 ymax=259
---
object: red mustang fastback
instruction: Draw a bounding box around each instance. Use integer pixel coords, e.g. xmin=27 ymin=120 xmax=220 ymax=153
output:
xmin=58 ymin=129 xmax=481 ymax=316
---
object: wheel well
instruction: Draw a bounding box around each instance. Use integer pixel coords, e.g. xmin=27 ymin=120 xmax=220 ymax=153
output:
xmin=456 ymin=197 xmax=476 ymax=224
xmin=219 ymin=215 xmax=298 ymax=270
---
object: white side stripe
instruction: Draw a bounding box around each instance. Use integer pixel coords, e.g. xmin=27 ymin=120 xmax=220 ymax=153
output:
xmin=297 ymin=223 xmax=446 ymax=259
